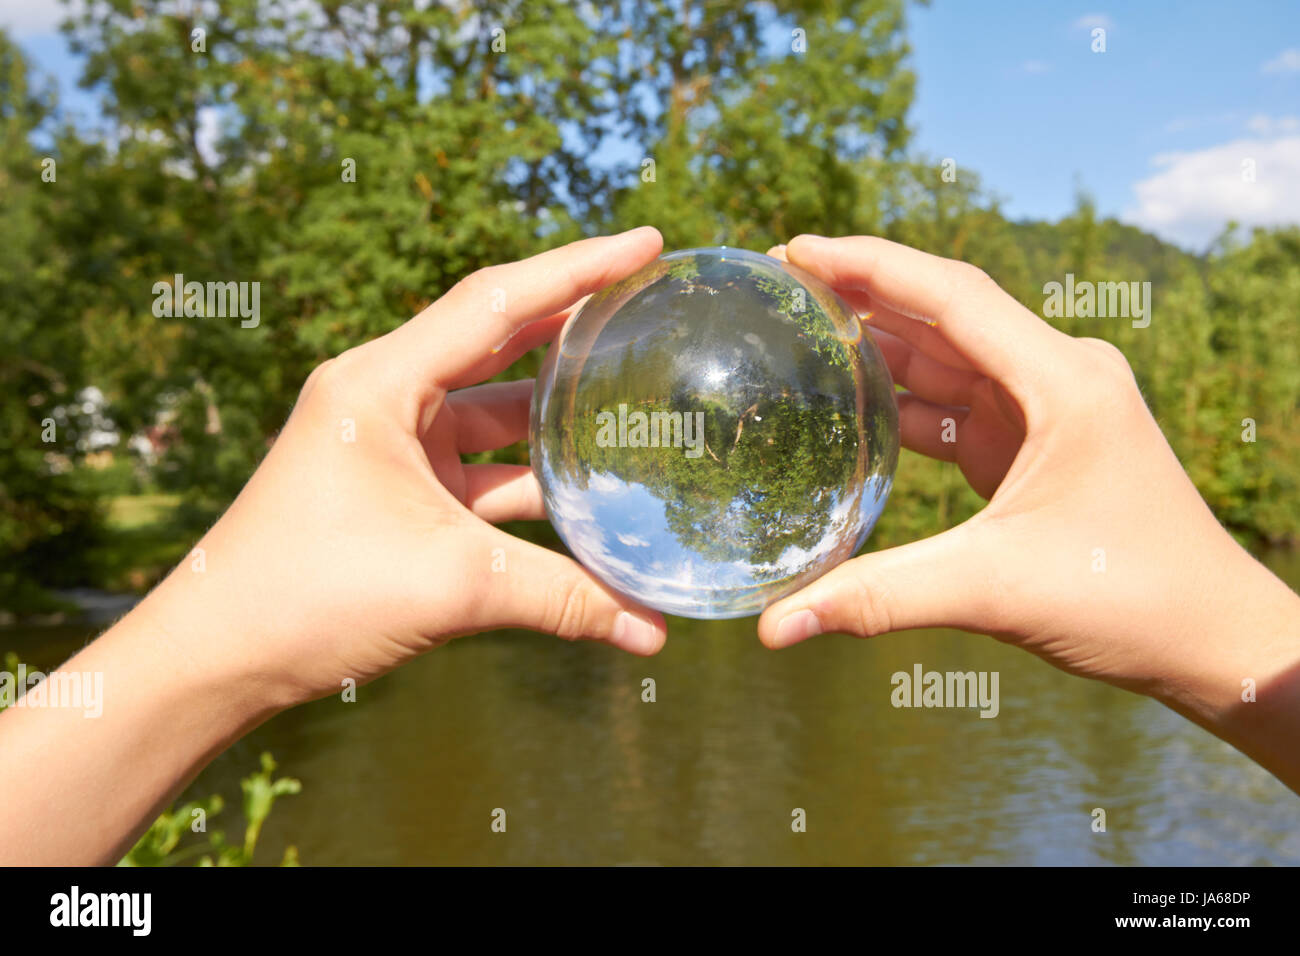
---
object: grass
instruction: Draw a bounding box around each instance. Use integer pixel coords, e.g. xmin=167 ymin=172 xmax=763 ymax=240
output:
xmin=106 ymin=493 xmax=183 ymax=531
xmin=86 ymin=493 xmax=193 ymax=593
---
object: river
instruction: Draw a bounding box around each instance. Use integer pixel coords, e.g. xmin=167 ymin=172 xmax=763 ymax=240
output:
xmin=5 ymin=551 xmax=1298 ymax=865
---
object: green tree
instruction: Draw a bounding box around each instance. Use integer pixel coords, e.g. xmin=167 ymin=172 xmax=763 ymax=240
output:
xmin=606 ymin=0 xmax=917 ymax=249
xmin=0 ymin=31 xmax=107 ymax=611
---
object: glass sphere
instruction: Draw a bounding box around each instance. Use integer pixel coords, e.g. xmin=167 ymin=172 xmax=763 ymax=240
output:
xmin=529 ymin=247 xmax=899 ymax=619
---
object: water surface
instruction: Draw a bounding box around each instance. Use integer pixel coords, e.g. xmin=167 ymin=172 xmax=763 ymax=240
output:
xmin=5 ymin=552 xmax=1297 ymax=865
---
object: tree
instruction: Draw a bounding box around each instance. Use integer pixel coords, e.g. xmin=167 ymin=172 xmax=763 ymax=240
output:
xmin=0 ymin=31 xmax=106 ymax=611
xmin=605 ymin=0 xmax=917 ymax=248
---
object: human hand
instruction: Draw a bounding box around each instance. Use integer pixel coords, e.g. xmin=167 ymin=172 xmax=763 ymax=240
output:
xmin=759 ymin=236 xmax=1300 ymax=784
xmin=139 ymin=228 xmax=669 ymax=710
xmin=0 ymin=230 xmax=678 ymax=864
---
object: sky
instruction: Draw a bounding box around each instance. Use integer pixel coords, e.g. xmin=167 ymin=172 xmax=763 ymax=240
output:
xmin=905 ymin=1 xmax=1300 ymax=248
xmin=3 ymin=1 xmax=1298 ymax=251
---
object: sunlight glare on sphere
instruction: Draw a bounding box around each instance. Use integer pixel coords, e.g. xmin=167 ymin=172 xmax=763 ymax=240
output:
xmin=529 ymin=247 xmax=900 ymax=619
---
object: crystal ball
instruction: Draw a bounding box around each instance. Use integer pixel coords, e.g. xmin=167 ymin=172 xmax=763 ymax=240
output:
xmin=529 ymin=247 xmax=899 ymax=619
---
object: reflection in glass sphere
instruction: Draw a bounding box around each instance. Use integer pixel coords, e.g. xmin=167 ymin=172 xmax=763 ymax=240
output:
xmin=529 ymin=247 xmax=900 ymax=619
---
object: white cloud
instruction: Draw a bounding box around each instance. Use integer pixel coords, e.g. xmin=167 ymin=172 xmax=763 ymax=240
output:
xmin=1261 ymin=48 xmax=1300 ymax=74
xmin=543 ymin=474 xmax=595 ymax=522
xmin=587 ymin=472 xmax=626 ymax=496
xmin=0 ymin=0 xmax=81 ymax=37
xmin=1071 ymin=12 xmax=1114 ymax=31
xmin=1124 ymin=135 xmax=1300 ymax=249
xmin=1021 ymin=60 xmax=1050 ymax=75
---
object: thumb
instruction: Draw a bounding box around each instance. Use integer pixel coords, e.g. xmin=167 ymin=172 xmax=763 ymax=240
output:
xmin=758 ymin=524 xmax=991 ymax=648
xmin=473 ymin=532 xmax=668 ymax=656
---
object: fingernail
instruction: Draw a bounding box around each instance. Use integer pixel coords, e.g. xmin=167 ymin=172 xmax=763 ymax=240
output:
xmin=614 ymin=611 xmax=661 ymax=654
xmin=773 ymin=609 xmax=823 ymax=648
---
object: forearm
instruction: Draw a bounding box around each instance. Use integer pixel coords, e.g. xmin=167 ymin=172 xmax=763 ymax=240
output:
xmin=1155 ymin=550 xmax=1300 ymax=794
xmin=0 ymin=591 xmax=285 ymax=865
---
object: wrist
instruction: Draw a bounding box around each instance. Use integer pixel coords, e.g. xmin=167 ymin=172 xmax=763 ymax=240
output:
xmin=1151 ymin=550 xmax=1300 ymax=791
xmin=0 ymin=587 xmax=291 ymax=864
xmin=127 ymin=570 xmax=301 ymax=727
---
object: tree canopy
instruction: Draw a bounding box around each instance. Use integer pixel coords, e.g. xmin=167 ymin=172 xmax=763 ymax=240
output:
xmin=2 ymin=1 xmax=1297 ymax=612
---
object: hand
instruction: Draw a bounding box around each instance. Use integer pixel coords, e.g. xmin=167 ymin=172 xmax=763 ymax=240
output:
xmin=140 ymin=228 xmax=669 ymax=709
xmin=0 ymin=229 xmax=675 ymax=864
xmin=759 ymin=235 xmax=1300 ymax=789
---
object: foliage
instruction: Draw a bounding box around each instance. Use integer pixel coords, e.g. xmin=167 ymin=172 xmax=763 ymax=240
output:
xmin=1 ymin=653 xmax=301 ymax=864
xmin=2 ymin=1 xmax=1297 ymax=610
xmin=119 ymin=752 xmax=302 ymax=867
xmin=0 ymin=31 xmax=106 ymax=612
xmin=602 ymin=0 xmax=916 ymax=249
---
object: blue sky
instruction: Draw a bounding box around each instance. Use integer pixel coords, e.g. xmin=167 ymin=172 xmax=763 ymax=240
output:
xmin=4 ymin=1 xmax=1298 ymax=250
xmin=904 ymin=2 xmax=1300 ymax=247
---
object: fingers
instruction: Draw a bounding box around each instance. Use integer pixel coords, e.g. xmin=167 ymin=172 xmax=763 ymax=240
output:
xmin=861 ymin=298 xmax=977 ymax=372
xmin=469 ymin=532 xmax=668 ymax=655
xmin=897 ymin=393 xmax=963 ymax=462
xmin=432 ymin=293 xmax=595 ymax=412
xmin=777 ymin=239 xmax=980 ymax=373
xmin=757 ymin=524 xmax=990 ymax=648
xmin=462 ymin=464 xmax=545 ymax=522
xmin=784 ymin=235 xmax=1069 ymax=406
xmin=775 ymin=240 xmax=980 ymax=376
xmin=871 ymin=328 xmax=984 ymax=406
xmin=447 ymin=379 xmax=534 ymax=453
xmin=392 ymin=227 xmax=663 ymax=391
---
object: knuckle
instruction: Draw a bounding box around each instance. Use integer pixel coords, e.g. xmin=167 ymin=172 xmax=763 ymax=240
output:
xmin=545 ymin=578 xmax=591 ymax=641
xmin=932 ymin=260 xmax=994 ymax=321
xmin=455 ymin=265 xmax=501 ymax=300
xmin=310 ymin=350 xmax=357 ymax=393
xmin=301 ymin=357 xmax=335 ymax=394
xmin=1054 ymin=338 xmax=1147 ymax=420
xmin=558 ymin=258 xmax=586 ymax=298
xmin=299 ymin=347 xmax=375 ymax=411
xmin=845 ymin=567 xmax=893 ymax=638
xmin=952 ymin=260 xmax=992 ymax=287
xmin=1078 ymin=338 xmax=1140 ymax=394
xmin=1078 ymin=337 xmax=1132 ymax=373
